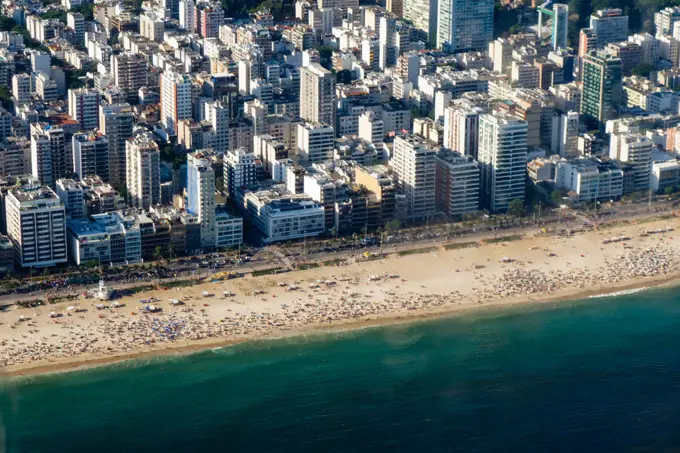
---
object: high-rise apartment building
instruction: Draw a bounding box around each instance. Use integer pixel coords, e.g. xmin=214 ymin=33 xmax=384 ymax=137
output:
xmin=551 ymin=111 xmax=580 ymax=159
xmin=12 ymin=73 xmax=31 ymax=104
xmin=403 ymin=0 xmax=438 ymax=45
xmin=590 ymin=8 xmax=629 ymax=48
xmin=99 ymin=104 xmax=134 ymax=188
xmin=437 ymin=0 xmax=494 ymax=53
xmin=112 ymin=52 xmax=148 ymax=104
xmin=126 ymin=133 xmax=161 ymax=209
xmin=390 ymin=134 xmax=437 ymax=220
xmin=552 ymin=4 xmax=569 ymax=50
xmin=73 ymin=132 xmax=109 ymax=181
xmin=443 ymin=102 xmax=485 ymax=160
xmin=187 ymin=151 xmax=217 ymax=249
xmin=68 ymin=88 xmax=102 ymax=131
xmin=195 ymin=0 xmax=224 ymax=38
xmin=379 ymin=15 xmax=398 ymax=70
xmin=224 ymin=148 xmax=257 ymax=198
xmin=478 ymin=113 xmax=528 ymax=213
xmin=581 ymin=50 xmax=623 ymax=126
xmin=67 ymin=12 xmax=84 ymax=44
xmin=30 ymin=123 xmax=66 ymax=188
xmin=179 ymin=0 xmax=195 ymax=31
xmin=6 ymin=184 xmax=67 ymax=268
xmin=204 ymin=100 xmax=230 ymax=152
xmin=610 ymin=132 xmax=653 ymax=191
xmin=139 ymin=12 xmax=165 ymax=42
xmin=300 ymin=63 xmax=336 ymax=127
xmin=435 ymin=148 xmax=480 ymax=217
xmin=654 ymin=6 xmax=680 ymax=37
xmin=160 ymin=69 xmax=192 ymax=134
xmin=298 ymin=123 xmax=335 ymax=163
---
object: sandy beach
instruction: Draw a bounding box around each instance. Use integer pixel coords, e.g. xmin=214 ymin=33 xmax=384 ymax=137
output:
xmin=3 ymin=217 xmax=680 ymax=376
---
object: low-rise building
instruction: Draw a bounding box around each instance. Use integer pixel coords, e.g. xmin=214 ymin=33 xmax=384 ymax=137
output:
xmin=555 ymin=157 xmax=624 ymax=201
xmin=66 ymin=212 xmax=142 ymax=266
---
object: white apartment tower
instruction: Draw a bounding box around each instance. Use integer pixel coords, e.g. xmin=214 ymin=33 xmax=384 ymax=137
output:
xmin=72 ymin=133 xmax=109 ymax=181
xmin=30 ymin=123 xmax=66 ymax=188
xmin=391 ymin=134 xmax=437 ymax=220
xmin=224 ymin=148 xmax=257 ymax=198
xmin=6 ymin=184 xmax=67 ymax=268
xmin=443 ymin=103 xmax=484 ymax=160
xmin=187 ymin=151 xmax=217 ymax=249
xmin=126 ymin=133 xmax=161 ymax=209
xmin=358 ymin=111 xmax=384 ymax=148
xmin=205 ymin=100 xmax=230 ymax=152
xmin=379 ymin=15 xmax=398 ymax=70
xmin=12 ymin=73 xmax=31 ymax=103
xmin=610 ymin=133 xmax=653 ymax=191
xmin=298 ymin=123 xmax=335 ymax=163
xmin=99 ymin=104 xmax=134 ymax=187
xmin=160 ymin=69 xmax=193 ymax=134
xmin=300 ymin=63 xmax=336 ymax=128
xmin=68 ymin=88 xmax=102 ymax=131
xmin=179 ymin=0 xmax=195 ymax=31
xmin=437 ymin=0 xmax=494 ymax=52
xmin=478 ymin=113 xmax=528 ymax=213
xmin=551 ymin=111 xmax=580 ymax=159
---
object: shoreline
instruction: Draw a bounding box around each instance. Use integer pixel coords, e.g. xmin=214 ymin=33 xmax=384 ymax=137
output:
xmin=5 ymin=270 xmax=680 ymax=378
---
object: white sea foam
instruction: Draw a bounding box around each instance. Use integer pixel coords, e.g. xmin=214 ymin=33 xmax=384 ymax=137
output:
xmin=589 ymin=287 xmax=648 ymax=299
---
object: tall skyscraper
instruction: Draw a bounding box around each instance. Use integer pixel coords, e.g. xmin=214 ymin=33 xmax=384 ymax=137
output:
xmin=160 ymin=69 xmax=192 ymax=134
xmin=100 ymin=104 xmax=134 ymax=188
xmin=581 ymin=50 xmax=622 ymax=126
xmin=112 ymin=52 xmax=148 ymax=104
xmin=478 ymin=113 xmax=527 ymax=213
xmin=379 ymin=15 xmax=398 ymax=70
xmin=590 ymin=8 xmax=629 ymax=48
xmin=6 ymin=184 xmax=67 ymax=268
xmin=126 ymin=133 xmax=161 ymax=209
xmin=552 ymin=4 xmax=569 ymax=50
xmin=73 ymin=132 xmax=110 ymax=181
xmin=436 ymin=0 xmax=494 ymax=53
xmin=68 ymin=88 xmax=102 ymax=131
xmin=300 ymin=63 xmax=336 ymax=128
xmin=390 ymin=134 xmax=437 ymax=220
xmin=187 ymin=151 xmax=216 ymax=249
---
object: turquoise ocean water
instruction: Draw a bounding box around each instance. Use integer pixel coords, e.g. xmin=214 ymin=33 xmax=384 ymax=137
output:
xmin=3 ymin=287 xmax=680 ymax=452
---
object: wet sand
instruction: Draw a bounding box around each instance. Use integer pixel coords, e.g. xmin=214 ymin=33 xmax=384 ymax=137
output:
xmin=2 ymin=218 xmax=680 ymax=376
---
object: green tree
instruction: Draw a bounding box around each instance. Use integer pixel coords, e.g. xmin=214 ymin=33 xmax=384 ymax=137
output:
xmin=664 ymin=186 xmax=676 ymax=196
xmin=507 ymin=199 xmax=526 ymax=217
xmin=0 ymin=16 xmax=16 ymax=31
xmin=550 ymin=189 xmax=568 ymax=205
xmin=632 ymin=62 xmax=653 ymax=77
xmin=153 ymin=246 xmax=164 ymax=261
xmin=41 ymin=10 xmax=67 ymax=23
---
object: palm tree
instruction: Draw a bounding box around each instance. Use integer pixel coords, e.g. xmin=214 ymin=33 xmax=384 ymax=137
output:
xmin=168 ymin=243 xmax=176 ymax=260
xmin=153 ymin=245 xmax=164 ymax=262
